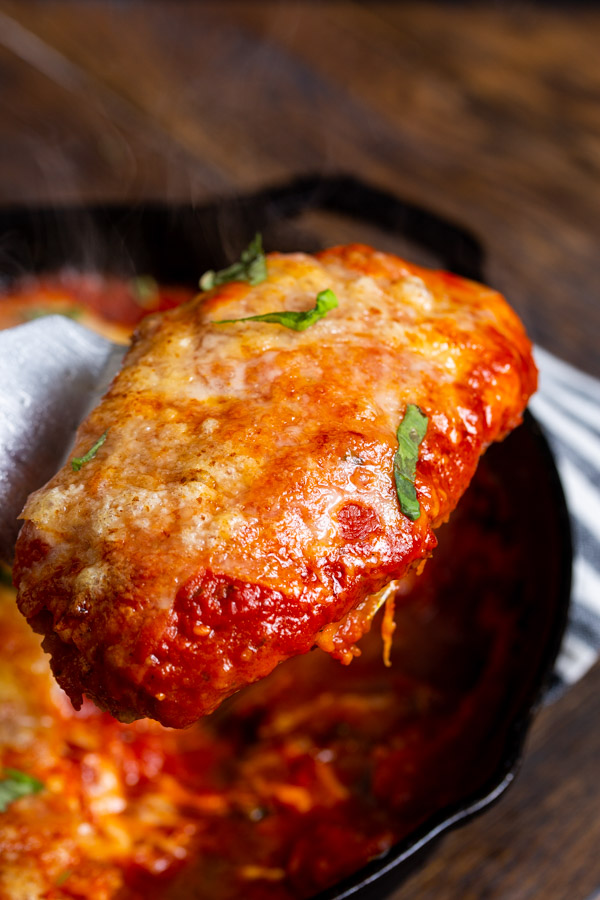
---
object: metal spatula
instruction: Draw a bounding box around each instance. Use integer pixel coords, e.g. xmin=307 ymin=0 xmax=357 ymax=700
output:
xmin=0 ymin=316 xmax=127 ymax=563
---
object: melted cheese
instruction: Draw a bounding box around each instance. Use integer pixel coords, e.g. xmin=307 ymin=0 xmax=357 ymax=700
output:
xmin=14 ymin=245 xmax=536 ymax=727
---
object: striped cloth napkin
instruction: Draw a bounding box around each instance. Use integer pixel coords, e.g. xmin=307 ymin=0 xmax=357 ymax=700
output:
xmin=529 ymin=347 xmax=600 ymax=697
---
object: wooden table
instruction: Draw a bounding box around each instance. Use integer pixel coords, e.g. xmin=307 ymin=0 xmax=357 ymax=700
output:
xmin=0 ymin=3 xmax=599 ymax=897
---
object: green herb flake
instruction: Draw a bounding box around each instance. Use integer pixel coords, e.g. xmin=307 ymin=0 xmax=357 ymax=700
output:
xmin=23 ymin=306 xmax=82 ymax=322
xmin=200 ymin=234 xmax=267 ymax=291
xmin=393 ymin=404 xmax=428 ymax=521
xmin=344 ymin=452 xmax=365 ymax=466
xmin=71 ymin=430 xmax=108 ymax=473
xmin=0 ymin=565 xmax=13 ymax=588
xmin=55 ymin=870 xmax=73 ymax=887
xmin=0 ymin=768 xmax=44 ymax=812
xmin=213 ymin=288 xmax=338 ymax=333
xmin=130 ymin=275 xmax=160 ymax=309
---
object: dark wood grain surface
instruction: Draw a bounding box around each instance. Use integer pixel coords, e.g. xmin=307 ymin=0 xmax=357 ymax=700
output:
xmin=0 ymin=3 xmax=598 ymax=898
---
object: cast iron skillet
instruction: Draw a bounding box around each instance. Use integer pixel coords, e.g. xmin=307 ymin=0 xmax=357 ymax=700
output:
xmin=0 ymin=176 xmax=572 ymax=899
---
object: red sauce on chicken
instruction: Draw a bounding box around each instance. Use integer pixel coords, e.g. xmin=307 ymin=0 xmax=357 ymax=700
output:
xmin=0 ymin=268 xmax=531 ymax=899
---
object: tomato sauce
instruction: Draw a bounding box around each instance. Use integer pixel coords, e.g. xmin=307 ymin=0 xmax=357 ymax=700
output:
xmin=0 ymin=274 xmax=526 ymax=899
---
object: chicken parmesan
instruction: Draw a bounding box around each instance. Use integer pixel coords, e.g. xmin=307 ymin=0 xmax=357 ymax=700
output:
xmin=13 ymin=244 xmax=536 ymax=728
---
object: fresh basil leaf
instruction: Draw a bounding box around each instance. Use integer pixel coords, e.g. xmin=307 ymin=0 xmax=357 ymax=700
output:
xmin=200 ymin=234 xmax=267 ymax=291
xmin=213 ymin=288 xmax=338 ymax=332
xmin=71 ymin=430 xmax=108 ymax=473
xmin=394 ymin=404 xmax=428 ymax=521
xmin=0 ymin=768 xmax=44 ymax=812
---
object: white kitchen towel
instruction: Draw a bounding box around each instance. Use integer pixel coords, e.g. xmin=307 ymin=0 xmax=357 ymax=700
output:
xmin=529 ymin=347 xmax=600 ymax=696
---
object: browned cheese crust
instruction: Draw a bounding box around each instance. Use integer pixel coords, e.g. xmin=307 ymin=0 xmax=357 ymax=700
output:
xmin=13 ymin=245 xmax=537 ymax=727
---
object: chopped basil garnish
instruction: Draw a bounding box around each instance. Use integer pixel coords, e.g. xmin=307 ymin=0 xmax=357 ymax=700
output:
xmin=71 ymin=431 xmax=108 ymax=472
xmin=130 ymin=275 xmax=159 ymax=309
xmin=213 ymin=288 xmax=338 ymax=332
xmin=394 ymin=404 xmax=428 ymax=521
xmin=200 ymin=234 xmax=267 ymax=291
xmin=344 ymin=452 xmax=365 ymax=465
xmin=0 ymin=768 xmax=44 ymax=812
